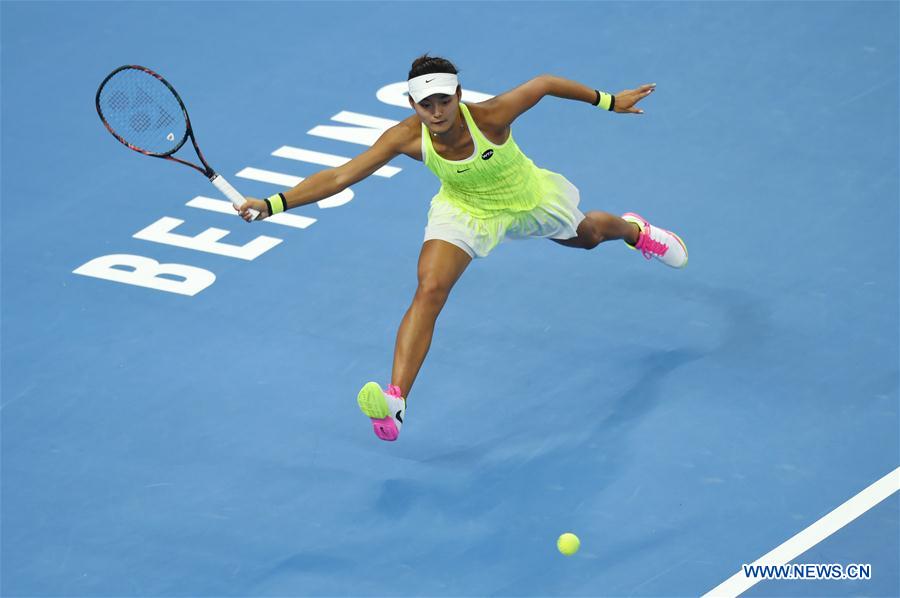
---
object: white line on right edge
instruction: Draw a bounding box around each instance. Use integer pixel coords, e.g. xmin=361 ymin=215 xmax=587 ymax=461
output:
xmin=703 ymin=466 xmax=900 ymax=598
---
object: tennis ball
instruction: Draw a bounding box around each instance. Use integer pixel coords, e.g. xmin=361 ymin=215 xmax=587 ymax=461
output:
xmin=557 ymin=532 xmax=580 ymax=556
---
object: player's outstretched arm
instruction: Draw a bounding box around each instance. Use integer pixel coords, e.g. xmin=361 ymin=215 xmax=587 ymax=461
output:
xmin=484 ymin=74 xmax=657 ymax=129
xmin=236 ymin=125 xmax=410 ymax=222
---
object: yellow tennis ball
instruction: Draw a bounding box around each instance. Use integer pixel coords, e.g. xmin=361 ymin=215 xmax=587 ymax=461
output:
xmin=557 ymin=532 xmax=580 ymax=556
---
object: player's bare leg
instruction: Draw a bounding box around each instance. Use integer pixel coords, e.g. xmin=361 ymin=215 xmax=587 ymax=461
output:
xmin=357 ymin=239 xmax=471 ymax=441
xmin=392 ymin=240 xmax=472 ymax=397
xmin=552 ymin=211 xmax=640 ymax=249
xmin=554 ymin=210 xmax=688 ymax=268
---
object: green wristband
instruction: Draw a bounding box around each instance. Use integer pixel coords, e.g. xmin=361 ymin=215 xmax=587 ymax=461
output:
xmin=265 ymin=193 xmax=287 ymax=216
xmin=594 ymin=89 xmax=615 ymax=111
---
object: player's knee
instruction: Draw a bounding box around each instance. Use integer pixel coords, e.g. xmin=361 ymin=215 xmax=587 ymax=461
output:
xmin=582 ymin=235 xmax=602 ymax=250
xmin=415 ymin=278 xmax=450 ymax=310
xmin=582 ymin=223 xmax=604 ymax=249
xmin=578 ymin=215 xmax=605 ymax=249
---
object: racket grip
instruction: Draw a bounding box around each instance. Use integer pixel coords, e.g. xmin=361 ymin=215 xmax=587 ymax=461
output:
xmin=210 ymin=173 xmax=261 ymax=220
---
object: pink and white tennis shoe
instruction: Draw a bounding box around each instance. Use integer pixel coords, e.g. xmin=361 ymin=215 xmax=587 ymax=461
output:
xmin=357 ymin=382 xmax=406 ymax=441
xmin=622 ymin=212 xmax=688 ymax=268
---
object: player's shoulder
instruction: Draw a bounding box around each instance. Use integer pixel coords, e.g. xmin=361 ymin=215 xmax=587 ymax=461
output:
xmin=464 ymin=100 xmax=505 ymax=129
xmin=379 ymin=115 xmax=418 ymax=144
xmin=394 ymin=114 xmax=423 ymax=135
xmin=381 ymin=115 xmax=424 ymax=160
xmin=463 ymin=100 xmax=509 ymax=139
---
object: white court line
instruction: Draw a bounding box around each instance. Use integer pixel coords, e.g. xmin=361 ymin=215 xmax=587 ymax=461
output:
xmin=704 ymin=466 xmax=900 ymax=597
xmin=272 ymin=146 xmax=401 ymax=178
xmin=235 ymin=167 xmax=302 ymax=187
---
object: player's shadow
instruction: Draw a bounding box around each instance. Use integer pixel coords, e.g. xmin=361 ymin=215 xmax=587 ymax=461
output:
xmin=407 ymin=346 xmax=704 ymax=501
xmin=359 ymin=282 xmax=770 ymax=589
xmin=250 ymin=282 xmax=769 ymax=593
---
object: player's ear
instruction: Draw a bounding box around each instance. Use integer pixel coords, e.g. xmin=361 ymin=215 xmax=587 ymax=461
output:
xmin=455 ymin=85 xmax=462 ymax=101
xmin=408 ymin=95 xmax=417 ymax=109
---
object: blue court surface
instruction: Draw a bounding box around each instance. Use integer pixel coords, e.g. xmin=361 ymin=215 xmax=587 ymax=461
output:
xmin=2 ymin=2 xmax=898 ymax=597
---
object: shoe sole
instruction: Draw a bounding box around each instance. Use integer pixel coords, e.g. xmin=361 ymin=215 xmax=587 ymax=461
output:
xmin=357 ymin=381 xmax=399 ymax=441
xmin=357 ymin=381 xmax=389 ymax=418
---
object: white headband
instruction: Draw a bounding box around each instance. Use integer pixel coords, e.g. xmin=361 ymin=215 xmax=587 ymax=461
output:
xmin=408 ymin=73 xmax=459 ymax=103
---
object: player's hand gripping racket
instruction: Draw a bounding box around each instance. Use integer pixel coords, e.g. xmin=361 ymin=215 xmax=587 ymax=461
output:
xmin=95 ymin=65 xmax=260 ymax=220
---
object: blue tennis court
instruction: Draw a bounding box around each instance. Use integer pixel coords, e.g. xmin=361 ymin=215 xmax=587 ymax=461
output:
xmin=2 ymin=2 xmax=898 ymax=596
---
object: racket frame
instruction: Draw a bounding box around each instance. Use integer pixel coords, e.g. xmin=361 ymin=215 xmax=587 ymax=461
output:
xmin=96 ymin=65 xmax=260 ymax=219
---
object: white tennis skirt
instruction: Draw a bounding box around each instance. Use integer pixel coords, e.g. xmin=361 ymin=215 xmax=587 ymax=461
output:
xmin=423 ymin=168 xmax=586 ymax=258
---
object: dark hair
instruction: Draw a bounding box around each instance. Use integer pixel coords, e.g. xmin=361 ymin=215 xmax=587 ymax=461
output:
xmin=408 ymin=54 xmax=459 ymax=80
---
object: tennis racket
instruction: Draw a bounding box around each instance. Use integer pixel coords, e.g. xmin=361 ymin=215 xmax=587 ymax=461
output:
xmin=95 ymin=65 xmax=260 ymax=220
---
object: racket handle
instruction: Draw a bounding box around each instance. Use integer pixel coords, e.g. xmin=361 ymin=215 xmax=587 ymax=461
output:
xmin=210 ymin=173 xmax=261 ymax=220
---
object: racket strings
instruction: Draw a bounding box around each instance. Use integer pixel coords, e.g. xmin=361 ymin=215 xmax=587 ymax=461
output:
xmin=98 ymin=68 xmax=187 ymax=155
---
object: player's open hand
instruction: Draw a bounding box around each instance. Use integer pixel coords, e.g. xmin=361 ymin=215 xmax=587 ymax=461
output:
xmin=236 ymin=198 xmax=268 ymax=222
xmin=614 ymin=83 xmax=656 ymax=114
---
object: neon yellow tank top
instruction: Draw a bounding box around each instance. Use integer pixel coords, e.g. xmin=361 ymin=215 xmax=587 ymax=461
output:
xmin=422 ymin=103 xmax=542 ymax=218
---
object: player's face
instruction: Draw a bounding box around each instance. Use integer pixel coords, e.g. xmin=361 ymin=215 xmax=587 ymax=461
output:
xmin=411 ymin=88 xmax=461 ymax=135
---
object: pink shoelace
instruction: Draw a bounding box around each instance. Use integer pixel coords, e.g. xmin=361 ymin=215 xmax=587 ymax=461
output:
xmin=634 ymin=226 xmax=669 ymax=260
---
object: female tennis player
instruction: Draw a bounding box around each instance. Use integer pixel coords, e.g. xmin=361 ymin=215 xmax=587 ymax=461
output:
xmin=237 ymin=55 xmax=687 ymax=442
